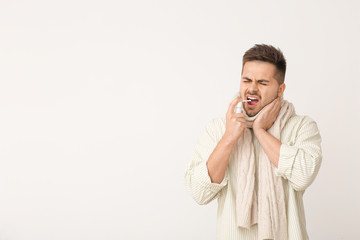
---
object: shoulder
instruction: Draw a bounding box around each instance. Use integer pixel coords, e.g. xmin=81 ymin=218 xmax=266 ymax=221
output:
xmin=285 ymin=114 xmax=319 ymax=130
xmin=283 ymin=114 xmax=321 ymax=140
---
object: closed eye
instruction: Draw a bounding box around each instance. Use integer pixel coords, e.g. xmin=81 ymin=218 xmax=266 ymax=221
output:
xmin=242 ymin=80 xmax=267 ymax=85
xmin=242 ymin=77 xmax=269 ymax=85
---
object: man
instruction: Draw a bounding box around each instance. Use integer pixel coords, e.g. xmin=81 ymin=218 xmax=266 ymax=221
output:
xmin=184 ymin=44 xmax=322 ymax=240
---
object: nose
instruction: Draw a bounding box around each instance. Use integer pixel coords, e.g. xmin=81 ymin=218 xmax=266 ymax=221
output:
xmin=248 ymin=80 xmax=259 ymax=92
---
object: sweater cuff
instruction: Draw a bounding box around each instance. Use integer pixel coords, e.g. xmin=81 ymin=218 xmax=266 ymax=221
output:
xmin=194 ymin=160 xmax=228 ymax=193
xmin=275 ymin=143 xmax=298 ymax=178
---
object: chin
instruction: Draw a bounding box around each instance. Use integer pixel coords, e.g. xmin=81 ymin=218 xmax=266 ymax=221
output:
xmin=245 ymin=110 xmax=256 ymax=117
xmin=245 ymin=107 xmax=261 ymax=117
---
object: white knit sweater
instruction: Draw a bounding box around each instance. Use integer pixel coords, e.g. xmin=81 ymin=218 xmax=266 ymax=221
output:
xmin=184 ymin=114 xmax=322 ymax=240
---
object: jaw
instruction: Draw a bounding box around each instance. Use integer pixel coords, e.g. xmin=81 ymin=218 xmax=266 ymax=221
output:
xmin=243 ymin=105 xmax=261 ymax=117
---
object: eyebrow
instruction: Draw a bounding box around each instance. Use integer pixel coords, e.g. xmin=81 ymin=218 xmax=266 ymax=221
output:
xmin=242 ymin=77 xmax=270 ymax=82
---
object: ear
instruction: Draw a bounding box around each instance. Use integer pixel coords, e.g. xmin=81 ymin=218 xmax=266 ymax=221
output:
xmin=278 ymin=83 xmax=286 ymax=97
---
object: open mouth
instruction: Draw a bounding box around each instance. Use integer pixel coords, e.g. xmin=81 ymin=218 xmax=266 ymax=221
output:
xmin=247 ymin=96 xmax=259 ymax=108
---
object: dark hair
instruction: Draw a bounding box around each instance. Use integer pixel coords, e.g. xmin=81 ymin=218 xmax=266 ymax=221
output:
xmin=242 ymin=44 xmax=286 ymax=85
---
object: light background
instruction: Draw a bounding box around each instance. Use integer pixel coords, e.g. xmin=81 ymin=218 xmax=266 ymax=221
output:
xmin=0 ymin=0 xmax=359 ymax=239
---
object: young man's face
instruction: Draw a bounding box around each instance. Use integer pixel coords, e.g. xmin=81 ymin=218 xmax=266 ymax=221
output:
xmin=240 ymin=60 xmax=285 ymax=117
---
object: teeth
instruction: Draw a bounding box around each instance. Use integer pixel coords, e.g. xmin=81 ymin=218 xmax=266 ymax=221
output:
xmin=248 ymin=97 xmax=257 ymax=100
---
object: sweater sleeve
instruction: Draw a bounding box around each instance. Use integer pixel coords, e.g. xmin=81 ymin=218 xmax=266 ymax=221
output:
xmin=274 ymin=116 xmax=322 ymax=192
xmin=184 ymin=118 xmax=229 ymax=205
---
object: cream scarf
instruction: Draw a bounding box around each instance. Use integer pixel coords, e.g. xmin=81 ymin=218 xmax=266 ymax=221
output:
xmin=233 ymin=92 xmax=295 ymax=240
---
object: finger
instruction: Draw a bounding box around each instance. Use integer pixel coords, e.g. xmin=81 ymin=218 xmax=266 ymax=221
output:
xmin=270 ymin=97 xmax=282 ymax=113
xmin=227 ymin=96 xmax=243 ymax=114
xmin=267 ymin=96 xmax=280 ymax=111
xmin=277 ymin=97 xmax=282 ymax=106
xmin=234 ymin=112 xmax=244 ymax=117
xmin=276 ymin=98 xmax=282 ymax=111
xmin=234 ymin=118 xmax=247 ymax=124
xmin=270 ymin=97 xmax=278 ymax=105
xmin=236 ymin=117 xmax=247 ymax=123
xmin=233 ymin=116 xmax=246 ymax=123
xmin=274 ymin=96 xmax=282 ymax=107
xmin=233 ymin=113 xmax=246 ymax=122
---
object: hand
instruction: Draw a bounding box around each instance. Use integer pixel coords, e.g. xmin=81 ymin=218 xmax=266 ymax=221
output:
xmin=223 ymin=96 xmax=248 ymax=143
xmin=252 ymin=96 xmax=282 ymax=131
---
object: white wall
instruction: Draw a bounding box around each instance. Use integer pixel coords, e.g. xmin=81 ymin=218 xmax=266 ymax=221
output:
xmin=0 ymin=0 xmax=359 ymax=239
